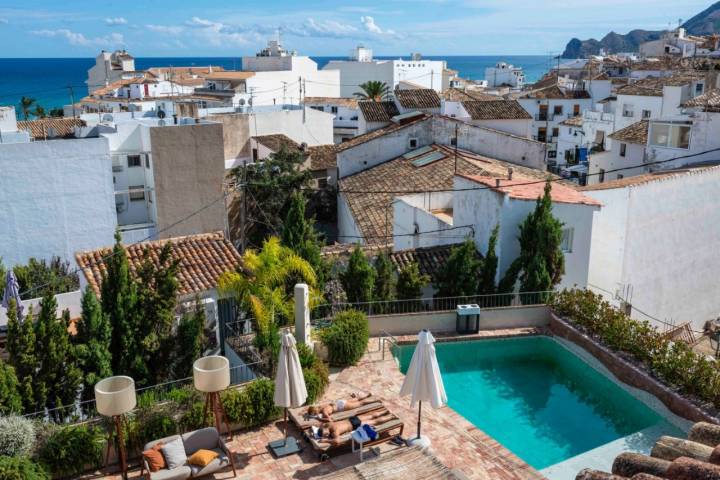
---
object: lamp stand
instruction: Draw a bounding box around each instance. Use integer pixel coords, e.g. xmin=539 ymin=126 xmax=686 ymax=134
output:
xmin=203 ymin=391 xmax=232 ymax=439
xmin=104 ymin=415 xmax=128 ymax=480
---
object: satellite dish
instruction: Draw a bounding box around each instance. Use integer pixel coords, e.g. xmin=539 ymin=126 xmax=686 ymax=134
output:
xmin=157 ymin=109 xmax=166 ymax=119
xmin=238 ymin=98 xmax=246 ymax=106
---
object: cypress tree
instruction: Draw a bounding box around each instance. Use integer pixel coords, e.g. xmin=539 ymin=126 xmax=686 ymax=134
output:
xmin=75 ymin=288 xmax=112 ymax=400
xmin=101 ymin=231 xmax=139 ymax=377
xmin=0 ymin=359 xmax=22 ymax=415
xmin=396 ymin=262 xmax=429 ymax=300
xmin=435 ymin=239 xmax=482 ymax=297
xmin=373 ymin=252 xmax=396 ymax=309
xmin=500 ymin=181 xmax=565 ymax=296
xmin=6 ymin=300 xmax=36 ymax=413
xmin=281 ymin=192 xmax=327 ymax=288
xmin=478 ymin=225 xmax=500 ymax=294
xmin=340 ymin=246 xmax=375 ymax=304
xmin=173 ymin=300 xmax=206 ymax=379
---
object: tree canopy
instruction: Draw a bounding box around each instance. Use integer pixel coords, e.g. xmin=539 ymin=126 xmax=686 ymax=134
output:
xmin=354 ymin=81 xmax=390 ymax=101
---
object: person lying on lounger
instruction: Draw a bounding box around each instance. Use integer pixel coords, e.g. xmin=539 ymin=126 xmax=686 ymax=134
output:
xmin=307 ymin=392 xmax=375 ymax=420
xmin=311 ymin=410 xmax=394 ymax=445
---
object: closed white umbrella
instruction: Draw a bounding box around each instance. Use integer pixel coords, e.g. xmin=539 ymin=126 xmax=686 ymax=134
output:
xmin=2 ymin=270 xmax=23 ymax=321
xmin=269 ymin=331 xmax=308 ymax=457
xmin=399 ymin=329 xmax=447 ymax=447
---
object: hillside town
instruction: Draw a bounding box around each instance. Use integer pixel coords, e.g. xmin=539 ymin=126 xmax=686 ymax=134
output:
xmin=2 ymin=8 xmax=720 ymax=480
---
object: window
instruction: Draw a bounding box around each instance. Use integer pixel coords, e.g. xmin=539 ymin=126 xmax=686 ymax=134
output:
xmin=127 ymin=155 xmax=142 ymax=168
xmin=318 ymin=178 xmax=328 ymax=189
xmin=552 ymin=127 xmax=559 ymax=138
xmin=561 ymin=228 xmax=574 ymax=253
xmin=450 ymin=136 xmax=457 ymax=146
xmin=252 ymin=148 xmax=258 ymax=162
xmin=330 ymin=106 xmax=338 ymax=114
xmin=616 ymin=174 xmax=624 ymax=180
xmin=129 ymin=186 xmax=145 ymax=202
xmin=310 ymin=106 xmax=324 ymax=112
xmin=620 ymin=143 xmax=627 ymax=157
xmin=649 ymin=122 xmax=691 ymax=149
xmin=145 ymin=155 xmax=150 ymax=168
xmin=642 ymin=109 xmax=651 ymax=119
xmin=622 ymin=104 xmax=634 ymax=117
xmin=599 ymin=169 xmax=605 ymax=183
xmin=553 ymin=105 xmax=563 ymax=115
xmin=408 ymin=137 xmax=418 ymax=149
xmin=695 ymin=82 xmax=705 ymax=95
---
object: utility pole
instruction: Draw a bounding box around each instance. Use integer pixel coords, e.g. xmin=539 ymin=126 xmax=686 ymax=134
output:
xmin=240 ymin=160 xmax=248 ymax=252
xmin=430 ymin=69 xmax=434 ymax=90
xmin=68 ymin=85 xmax=76 ymax=118
xmin=301 ymin=77 xmax=306 ymax=123
xmin=453 ymin=122 xmax=459 ymax=173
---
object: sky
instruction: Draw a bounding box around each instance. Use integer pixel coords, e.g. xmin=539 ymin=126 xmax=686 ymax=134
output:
xmin=0 ymin=0 xmax=714 ymax=57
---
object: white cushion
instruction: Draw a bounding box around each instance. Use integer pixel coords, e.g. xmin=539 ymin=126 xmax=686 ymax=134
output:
xmin=161 ymin=437 xmax=188 ymax=470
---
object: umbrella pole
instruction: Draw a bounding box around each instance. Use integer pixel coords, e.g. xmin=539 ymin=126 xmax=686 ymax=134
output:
xmin=417 ymin=400 xmax=422 ymax=440
xmin=284 ymin=407 xmax=288 ymax=446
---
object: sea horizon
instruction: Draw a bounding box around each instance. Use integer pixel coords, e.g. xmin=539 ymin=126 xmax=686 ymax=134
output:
xmin=0 ymin=55 xmax=551 ymax=112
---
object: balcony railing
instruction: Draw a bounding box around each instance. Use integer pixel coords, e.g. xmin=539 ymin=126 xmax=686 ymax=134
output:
xmin=535 ymin=113 xmax=556 ymax=122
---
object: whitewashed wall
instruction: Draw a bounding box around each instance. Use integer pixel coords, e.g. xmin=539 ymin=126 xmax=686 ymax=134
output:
xmin=0 ymin=137 xmax=116 ymax=268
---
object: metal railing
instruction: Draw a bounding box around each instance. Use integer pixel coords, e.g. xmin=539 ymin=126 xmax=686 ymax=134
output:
xmin=22 ymin=362 xmax=263 ymax=423
xmin=378 ymin=330 xmax=399 ymax=361
xmin=535 ymin=113 xmax=556 ymax=121
xmin=311 ymin=291 xmax=552 ymax=324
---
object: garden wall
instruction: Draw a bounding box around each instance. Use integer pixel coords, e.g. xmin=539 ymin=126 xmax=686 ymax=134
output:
xmin=367 ymin=305 xmax=550 ymax=336
xmin=550 ymin=311 xmax=720 ymax=424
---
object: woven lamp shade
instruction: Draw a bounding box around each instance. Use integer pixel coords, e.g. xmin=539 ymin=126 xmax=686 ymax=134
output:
xmin=193 ymin=356 xmax=230 ymax=393
xmin=94 ymin=376 xmax=137 ymax=417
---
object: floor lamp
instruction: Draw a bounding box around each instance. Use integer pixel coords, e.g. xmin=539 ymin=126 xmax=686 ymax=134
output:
xmin=194 ymin=356 xmax=232 ymax=439
xmin=95 ymin=376 xmax=136 ymax=480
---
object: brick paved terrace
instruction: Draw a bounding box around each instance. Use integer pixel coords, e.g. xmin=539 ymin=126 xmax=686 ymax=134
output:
xmin=89 ymin=328 xmax=545 ymax=480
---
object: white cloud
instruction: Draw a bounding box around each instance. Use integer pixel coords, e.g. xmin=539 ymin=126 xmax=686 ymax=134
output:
xmin=183 ymin=17 xmax=256 ymax=46
xmin=31 ymin=29 xmax=124 ymax=47
xmin=360 ymin=16 xmax=397 ymax=36
xmin=295 ymin=18 xmax=360 ymax=38
xmin=145 ymin=24 xmax=184 ymax=35
xmin=104 ymin=17 xmax=127 ymax=26
xmin=185 ymin=16 xmax=222 ymax=29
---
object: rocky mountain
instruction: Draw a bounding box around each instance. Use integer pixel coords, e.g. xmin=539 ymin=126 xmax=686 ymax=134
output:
xmin=561 ymin=2 xmax=720 ymax=58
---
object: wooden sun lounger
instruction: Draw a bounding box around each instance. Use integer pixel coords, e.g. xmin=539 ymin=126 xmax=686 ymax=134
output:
xmin=288 ymin=401 xmax=384 ymax=430
xmin=304 ymin=410 xmax=405 ymax=460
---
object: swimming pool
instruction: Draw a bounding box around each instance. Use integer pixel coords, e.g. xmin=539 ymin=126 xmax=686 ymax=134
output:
xmin=393 ymin=336 xmax=682 ymax=470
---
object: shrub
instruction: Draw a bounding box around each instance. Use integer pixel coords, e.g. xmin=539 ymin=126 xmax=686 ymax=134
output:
xmin=38 ymin=425 xmax=104 ymax=477
xmin=134 ymin=411 xmax=177 ymax=446
xmin=320 ymin=310 xmax=369 ymax=367
xmin=297 ymin=342 xmax=316 ymax=369
xmin=0 ymin=416 xmax=35 ymax=457
xmin=179 ymin=402 xmax=208 ymax=432
xmin=165 ymin=386 xmax=200 ymax=408
xmin=552 ymin=289 xmax=720 ymax=409
xmin=222 ymin=379 xmax=281 ymax=427
xmin=304 ymin=360 xmax=329 ymax=404
xmin=0 ymin=456 xmax=49 ymax=480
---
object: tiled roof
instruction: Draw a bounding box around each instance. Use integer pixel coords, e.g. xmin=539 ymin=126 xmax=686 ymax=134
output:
xmin=75 ymin=232 xmax=241 ymax=297
xmin=581 ymin=164 xmax=720 ymax=191
xmin=304 ymin=97 xmax=359 ymax=108
xmin=440 ymin=88 xmax=501 ymax=102
xmin=252 ymin=134 xmax=301 ymax=153
xmin=459 ymin=175 xmax=601 ymax=206
xmin=517 ymin=85 xmax=591 ymax=100
xmin=682 ymin=89 xmax=720 ymax=111
xmin=461 ymin=100 xmax=531 ymax=120
xmin=394 ymin=89 xmax=441 ymax=109
xmin=17 ymin=118 xmax=86 ymax=139
xmin=308 ymin=144 xmax=338 ymax=171
xmin=335 ymin=113 xmax=430 ymax=151
xmin=339 ymin=144 xmax=556 ymax=244
xmin=560 ymin=116 xmax=584 ymax=127
xmin=358 ymin=101 xmax=400 ymax=123
xmin=203 ymin=71 xmax=255 ymax=81
xmin=608 ymin=120 xmax=649 ymax=144
xmin=147 ymin=66 xmax=224 ymax=77
xmin=616 ymin=75 xmax=700 ymax=97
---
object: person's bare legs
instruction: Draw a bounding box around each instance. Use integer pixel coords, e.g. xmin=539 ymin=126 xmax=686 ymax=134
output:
xmin=365 ymin=413 xmax=395 ymax=426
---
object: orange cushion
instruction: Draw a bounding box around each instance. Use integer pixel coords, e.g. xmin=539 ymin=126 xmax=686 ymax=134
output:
xmin=187 ymin=449 xmax=219 ymax=467
xmin=143 ymin=443 xmax=166 ymax=472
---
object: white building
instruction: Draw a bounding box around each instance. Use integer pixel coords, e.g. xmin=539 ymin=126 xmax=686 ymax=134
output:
xmin=0 ymin=112 xmax=116 ymax=268
xmin=87 ymin=50 xmax=137 ymax=93
xmin=484 ymin=62 xmax=526 ymax=88
xmin=589 ymin=120 xmax=649 ymax=184
xmin=323 ymin=46 xmax=447 ymax=97
xmin=304 ymin=97 xmax=359 ymax=143
xmin=0 ymin=107 xmax=31 ymax=144
xmin=584 ymin=165 xmax=720 ymax=330
xmin=639 ymin=27 xmax=718 ymax=58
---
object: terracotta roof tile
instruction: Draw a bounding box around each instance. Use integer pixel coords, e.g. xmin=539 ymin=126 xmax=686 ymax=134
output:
xmin=308 ymin=144 xmax=338 ymax=171
xmin=560 ymin=116 xmax=584 ymax=127
xmin=440 ymin=88 xmax=500 ymax=102
xmin=616 ymin=74 xmax=701 ymax=97
xmin=358 ymin=101 xmax=400 ymax=122
xmin=394 ymin=89 xmax=441 ymax=109
xmin=335 ymin=113 xmax=430 ymax=151
xmin=340 ymin=144 xmax=557 ymax=244
xmin=608 ymin=120 xmax=649 ymax=144
xmin=75 ymin=232 xmax=241 ymax=297
xmin=682 ymin=89 xmax=720 ymax=111
xmin=461 ymin=100 xmax=531 ymax=120
xmin=517 ymin=85 xmax=591 ymax=100
xmin=17 ymin=118 xmax=86 ymax=140
xmin=580 ymin=164 xmax=720 ymax=191
xmin=304 ymin=97 xmax=358 ymax=108
xmin=252 ymin=134 xmax=301 ymax=153
xmin=459 ymin=175 xmax=601 ymax=206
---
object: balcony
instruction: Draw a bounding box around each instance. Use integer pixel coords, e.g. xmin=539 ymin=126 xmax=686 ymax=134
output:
xmin=535 ymin=113 xmax=556 ymax=122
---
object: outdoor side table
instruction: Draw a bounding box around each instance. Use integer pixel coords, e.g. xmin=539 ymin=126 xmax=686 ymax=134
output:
xmin=456 ymin=304 xmax=480 ymax=334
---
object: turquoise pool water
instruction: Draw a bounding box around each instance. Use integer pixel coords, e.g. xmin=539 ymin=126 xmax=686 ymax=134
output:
xmin=394 ymin=336 xmax=682 ymax=469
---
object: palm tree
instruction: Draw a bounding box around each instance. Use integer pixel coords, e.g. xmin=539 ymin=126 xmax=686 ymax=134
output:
xmin=354 ymin=81 xmax=390 ymax=101
xmin=218 ymin=237 xmax=320 ymax=365
xmin=19 ymin=97 xmax=36 ymax=120
xmin=33 ymin=105 xmax=46 ymax=119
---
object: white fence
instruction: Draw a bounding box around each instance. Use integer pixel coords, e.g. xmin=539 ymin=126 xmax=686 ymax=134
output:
xmin=0 ymin=289 xmax=83 ymax=328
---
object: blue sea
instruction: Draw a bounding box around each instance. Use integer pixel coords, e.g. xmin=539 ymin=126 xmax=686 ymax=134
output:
xmin=0 ymin=55 xmax=549 ymax=111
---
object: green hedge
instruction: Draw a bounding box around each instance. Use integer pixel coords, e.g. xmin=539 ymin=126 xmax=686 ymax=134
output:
xmin=552 ymin=289 xmax=720 ymax=408
xmin=0 ymin=456 xmax=49 ymax=480
xmin=320 ymin=310 xmax=369 ymax=367
xmin=37 ymin=425 xmax=104 ymax=478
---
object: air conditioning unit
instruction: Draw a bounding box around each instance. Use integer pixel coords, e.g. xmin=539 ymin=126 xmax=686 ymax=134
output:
xmin=112 ymin=164 xmax=124 ymax=172
xmin=115 ymin=201 xmax=125 ymax=213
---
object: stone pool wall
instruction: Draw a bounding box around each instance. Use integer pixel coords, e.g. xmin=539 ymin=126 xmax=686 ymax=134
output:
xmin=550 ymin=312 xmax=720 ymax=425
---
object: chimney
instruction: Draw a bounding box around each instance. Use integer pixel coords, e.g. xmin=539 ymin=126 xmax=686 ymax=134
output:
xmin=495 ymin=178 xmax=501 ymax=188
xmin=508 ymin=167 xmax=513 ymax=180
